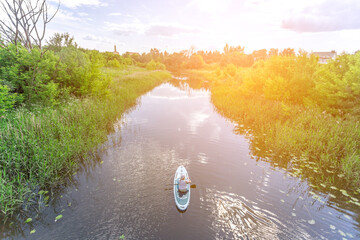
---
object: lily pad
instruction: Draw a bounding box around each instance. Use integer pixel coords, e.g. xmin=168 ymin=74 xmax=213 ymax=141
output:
xmin=329 ymin=194 xmax=336 ymax=198
xmin=346 ymin=233 xmax=354 ymax=238
xmin=340 ymin=190 xmax=350 ymax=197
xmin=55 ymin=214 xmax=63 ymax=222
xmin=30 ymin=229 xmax=36 ymax=234
xmin=338 ymin=230 xmax=346 ymax=237
xmin=308 ymin=219 xmax=315 ymax=225
xmin=25 ymin=218 xmax=32 ymax=223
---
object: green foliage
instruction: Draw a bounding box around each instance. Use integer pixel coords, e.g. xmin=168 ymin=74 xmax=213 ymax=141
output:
xmin=0 ymin=44 xmax=60 ymax=106
xmin=191 ymin=51 xmax=360 ymax=188
xmin=0 ymin=42 xmax=112 ymax=107
xmin=185 ymin=54 xmax=205 ymax=69
xmin=313 ymin=52 xmax=360 ymax=115
xmin=146 ymin=59 xmax=166 ymax=70
xmin=46 ymin=33 xmax=78 ymax=53
xmin=0 ymin=67 xmax=170 ymax=218
xmin=224 ymin=64 xmax=237 ymax=77
xmin=108 ymin=59 xmax=122 ymax=68
xmin=0 ymin=83 xmax=17 ymax=115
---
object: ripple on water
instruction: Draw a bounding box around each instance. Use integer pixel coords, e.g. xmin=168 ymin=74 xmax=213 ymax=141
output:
xmin=200 ymin=189 xmax=281 ymax=239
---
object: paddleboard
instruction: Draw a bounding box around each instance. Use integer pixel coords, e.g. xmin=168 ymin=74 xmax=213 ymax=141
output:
xmin=174 ymin=166 xmax=190 ymax=211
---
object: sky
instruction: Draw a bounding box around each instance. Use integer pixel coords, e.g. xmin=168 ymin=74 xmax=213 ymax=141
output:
xmin=4 ymin=0 xmax=360 ymax=54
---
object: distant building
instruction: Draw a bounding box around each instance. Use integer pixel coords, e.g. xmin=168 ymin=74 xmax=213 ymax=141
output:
xmin=113 ymin=45 xmax=119 ymax=55
xmin=312 ymin=50 xmax=337 ymax=64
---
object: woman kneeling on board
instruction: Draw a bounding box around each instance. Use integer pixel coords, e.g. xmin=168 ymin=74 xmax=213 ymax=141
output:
xmin=178 ymin=175 xmax=191 ymax=192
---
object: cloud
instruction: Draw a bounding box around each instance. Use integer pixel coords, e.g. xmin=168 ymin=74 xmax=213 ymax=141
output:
xmin=105 ymin=22 xmax=146 ymax=36
xmin=146 ymin=25 xmax=200 ymax=37
xmin=106 ymin=21 xmax=200 ymax=38
xmin=49 ymin=0 xmax=107 ymax=9
xmin=109 ymin=12 xmax=122 ymax=16
xmin=83 ymin=34 xmax=124 ymax=45
xmin=78 ymin=12 xmax=89 ymax=17
xmin=282 ymin=0 xmax=360 ymax=32
xmin=188 ymin=0 xmax=233 ymax=14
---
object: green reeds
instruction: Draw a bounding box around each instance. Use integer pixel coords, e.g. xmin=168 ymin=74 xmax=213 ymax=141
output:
xmin=195 ymin=70 xmax=360 ymax=189
xmin=0 ymin=68 xmax=171 ymax=218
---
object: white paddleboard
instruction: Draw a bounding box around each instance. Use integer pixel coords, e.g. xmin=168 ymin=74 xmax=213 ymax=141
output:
xmin=174 ymin=166 xmax=190 ymax=211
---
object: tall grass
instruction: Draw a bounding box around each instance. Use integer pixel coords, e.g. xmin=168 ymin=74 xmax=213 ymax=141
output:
xmin=0 ymin=67 xmax=171 ymax=217
xmin=192 ymin=69 xmax=360 ymax=190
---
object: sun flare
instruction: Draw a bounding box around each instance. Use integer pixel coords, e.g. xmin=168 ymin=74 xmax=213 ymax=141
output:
xmin=191 ymin=0 xmax=231 ymax=13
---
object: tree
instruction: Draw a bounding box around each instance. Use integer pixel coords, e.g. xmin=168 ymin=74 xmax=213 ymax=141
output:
xmin=268 ymin=48 xmax=279 ymax=57
xmin=185 ymin=54 xmax=205 ymax=69
xmin=46 ymin=32 xmax=78 ymax=52
xmin=0 ymin=0 xmax=59 ymax=50
xmin=280 ymin=48 xmax=295 ymax=56
xmin=252 ymin=49 xmax=267 ymax=61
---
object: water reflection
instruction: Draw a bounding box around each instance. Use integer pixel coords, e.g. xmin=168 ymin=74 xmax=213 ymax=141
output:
xmin=204 ymin=189 xmax=280 ymax=239
xmin=1 ymin=77 xmax=360 ymax=239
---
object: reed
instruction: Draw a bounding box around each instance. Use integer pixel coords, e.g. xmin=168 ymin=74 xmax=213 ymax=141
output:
xmin=192 ymin=69 xmax=360 ymax=190
xmin=0 ymin=67 xmax=171 ymax=217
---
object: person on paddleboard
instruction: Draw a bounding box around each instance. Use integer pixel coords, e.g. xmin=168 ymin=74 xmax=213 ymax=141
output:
xmin=178 ymin=175 xmax=191 ymax=192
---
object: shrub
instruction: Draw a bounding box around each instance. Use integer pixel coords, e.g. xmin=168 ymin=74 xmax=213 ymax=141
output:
xmin=146 ymin=59 xmax=166 ymax=70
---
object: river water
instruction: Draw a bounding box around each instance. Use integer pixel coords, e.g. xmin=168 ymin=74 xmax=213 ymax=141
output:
xmin=1 ymin=78 xmax=360 ymax=239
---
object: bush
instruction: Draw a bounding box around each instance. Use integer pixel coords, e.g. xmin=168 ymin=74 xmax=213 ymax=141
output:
xmin=186 ymin=54 xmax=205 ymax=69
xmin=0 ymin=44 xmax=61 ymax=106
xmin=107 ymin=59 xmax=122 ymax=68
xmin=0 ymin=84 xmax=17 ymax=115
xmin=146 ymin=59 xmax=166 ymax=70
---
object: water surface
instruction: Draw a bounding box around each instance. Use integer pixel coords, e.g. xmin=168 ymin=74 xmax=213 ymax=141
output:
xmin=2 ymin=79 xmax=359 ymax=239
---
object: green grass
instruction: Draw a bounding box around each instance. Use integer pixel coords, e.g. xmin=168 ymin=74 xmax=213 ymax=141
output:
xmin=190 ymin=69 xmax=360 ymax=192
xmin=0 ymin=67 xmax=171 ymax=218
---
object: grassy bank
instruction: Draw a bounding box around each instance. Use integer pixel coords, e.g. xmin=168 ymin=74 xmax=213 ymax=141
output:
xmin=188 ymin=68 xmax=360 ymax=198
xmin=0 ymin=67 xmax=171 ymax=217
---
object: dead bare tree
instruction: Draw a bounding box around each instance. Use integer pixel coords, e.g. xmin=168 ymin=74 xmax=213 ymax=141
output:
xmin=0 ymin=0 xmax=60 ymax=50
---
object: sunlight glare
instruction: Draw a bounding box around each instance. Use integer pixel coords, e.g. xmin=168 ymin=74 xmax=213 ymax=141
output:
xmin=191 ymin=0 xmax=231 ymax=13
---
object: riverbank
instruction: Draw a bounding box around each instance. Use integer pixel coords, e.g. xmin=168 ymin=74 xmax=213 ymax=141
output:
xmin=0 ymin=67 xmax=171 ymax=218
xmin=187 ymin=69 xmax=360 ymax=199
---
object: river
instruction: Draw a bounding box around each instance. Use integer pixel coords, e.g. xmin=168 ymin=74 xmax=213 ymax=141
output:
xmin=1 ymin=77 xmax=359 ymax=239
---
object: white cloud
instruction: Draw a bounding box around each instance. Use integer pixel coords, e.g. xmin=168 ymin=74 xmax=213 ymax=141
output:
xmin=83 ymin=34 xmax=124 ymax=45
xmin=78 ymin=12 xmax=89 ymax=17
xmin=49 ymin=0 xmax=107 ymax=9
xmin=282 ymin=0 xmax=360 ymax=32
xmin=106 ymin=20 xmax=201 ymax=38
xmin=105 ymin=21 xmax=146 ymax=36
xmin=188 ymin=0 xmax=233 ymax=14
xmin=109 ymin=12 xmax=122 ymax=16
xmin=146 ymin=24 xmax=200 ymax=37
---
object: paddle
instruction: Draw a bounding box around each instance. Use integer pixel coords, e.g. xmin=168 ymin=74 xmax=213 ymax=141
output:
xmin=164 ymin=183 xmax=196 ymax=191
xmin=174 ymin=183 xmax=196 ymax=188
